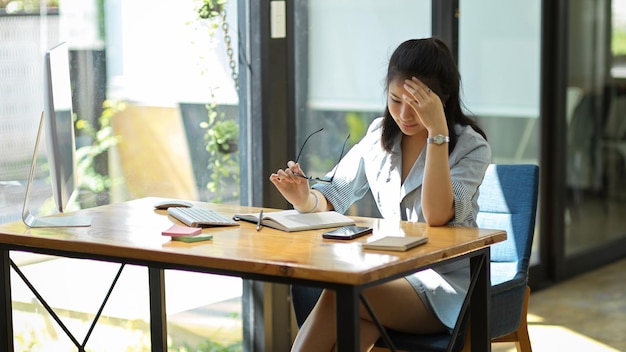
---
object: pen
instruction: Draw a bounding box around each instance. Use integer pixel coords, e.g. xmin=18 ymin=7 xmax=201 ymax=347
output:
xmin=256 ymin=209 xmax=263 ymax=231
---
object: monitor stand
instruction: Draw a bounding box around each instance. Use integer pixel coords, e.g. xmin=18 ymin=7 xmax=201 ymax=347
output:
xmin=22 ymin=112 xmax=92 ymax=228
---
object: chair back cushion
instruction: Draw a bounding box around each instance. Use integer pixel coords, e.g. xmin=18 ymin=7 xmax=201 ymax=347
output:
xmin=476 ymin=164 xmax=539 ymax=286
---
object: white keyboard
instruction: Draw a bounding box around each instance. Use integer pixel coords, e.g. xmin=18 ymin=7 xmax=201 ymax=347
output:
xmin=167 ymin=207 xmax=240 ymax=227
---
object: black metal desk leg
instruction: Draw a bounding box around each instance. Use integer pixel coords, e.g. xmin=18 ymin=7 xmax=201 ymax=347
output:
xmin=470 ymin=248 xmax=491 ymax=352
xmin=0 ymin=248 xmax=14 ymax=352
xmin=148 ymin=267 xmax=167 ymax=352
xmin=335 ymin=285 xmax=360 ymax=352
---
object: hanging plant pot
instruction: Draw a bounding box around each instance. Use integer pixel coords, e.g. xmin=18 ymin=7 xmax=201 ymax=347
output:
xmin=198 ymin=0 xmax=226 ymax=20
xmin=209 ymin=119 xmax=239 ymax=154
xmin=218 ymin=139 xmax=238 ymax=154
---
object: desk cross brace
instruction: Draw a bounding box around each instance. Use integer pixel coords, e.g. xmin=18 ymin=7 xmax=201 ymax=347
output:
xmin=9 ymin=259 xmax=126 ymax=352
xmin=360 ymin=251 xmax=487 ymax=352
xmin=360 ymin=294 xmax=398 ymax=352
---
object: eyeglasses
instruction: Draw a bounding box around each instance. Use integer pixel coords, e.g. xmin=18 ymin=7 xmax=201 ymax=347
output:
xmin=293 ymin=128 xmax=350 ymax=184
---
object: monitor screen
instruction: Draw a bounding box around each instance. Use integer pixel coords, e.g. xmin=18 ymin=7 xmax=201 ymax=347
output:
xmin=44 ymin=42 xmax=78 ymax=213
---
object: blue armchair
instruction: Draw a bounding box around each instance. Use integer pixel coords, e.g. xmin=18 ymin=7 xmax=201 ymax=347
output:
xmin=291 ymin=164 xmax=539 ymax=352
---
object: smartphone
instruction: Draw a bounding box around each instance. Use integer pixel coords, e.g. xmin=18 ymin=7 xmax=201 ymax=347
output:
xmin=322 ymin=225 xmax=373 ymax=240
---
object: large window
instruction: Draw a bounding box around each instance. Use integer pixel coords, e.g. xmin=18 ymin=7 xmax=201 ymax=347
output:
xmin=1 ymin=1 xmax=244 ymax=350
xmin=459 ymin=0 xmax=541 ymax=165
xmin=105 ymin=0 xmax=240 ymax=204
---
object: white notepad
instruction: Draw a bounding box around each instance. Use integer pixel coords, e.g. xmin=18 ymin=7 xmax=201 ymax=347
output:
xmin=362 ymin=236 xmax=428 ymax=251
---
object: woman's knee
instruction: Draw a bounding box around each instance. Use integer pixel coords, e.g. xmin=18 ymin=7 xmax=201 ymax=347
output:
xmin=313 ymin=289 xmax=336 ymax=314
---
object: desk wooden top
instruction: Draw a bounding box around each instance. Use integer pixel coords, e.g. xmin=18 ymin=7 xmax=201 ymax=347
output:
xmin=0 ymin=197 xmax=506 ymax=286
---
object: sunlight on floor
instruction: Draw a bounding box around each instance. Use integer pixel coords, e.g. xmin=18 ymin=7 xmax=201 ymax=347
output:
xmin=528 ymin=324 xmax=620 ymax=352
xmin=492 ymin=313 xmax=623 ymax=352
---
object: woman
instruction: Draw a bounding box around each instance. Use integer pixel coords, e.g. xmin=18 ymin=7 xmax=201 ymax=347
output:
xmin=270 ymin=37 xmax=491 ymax=352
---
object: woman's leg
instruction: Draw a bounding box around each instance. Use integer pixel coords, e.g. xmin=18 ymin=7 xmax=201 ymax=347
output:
xmin=290 ymin=287 xmax=338 ymax=352
xmin=361 ymin=277 xmax=446 ymax=334
xmin=290 ymin=278 xmax=447 ymax=352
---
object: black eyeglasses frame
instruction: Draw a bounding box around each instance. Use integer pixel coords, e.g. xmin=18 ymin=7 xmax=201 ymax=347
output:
xmin=293 ymin=128 xmax=350 ymax=184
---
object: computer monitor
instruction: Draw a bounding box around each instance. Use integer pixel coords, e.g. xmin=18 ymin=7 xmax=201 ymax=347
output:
xmin=45 ymin=42 xmax=77 ymax=213
xmin=22 ymin=42 xmax=92 ymax=227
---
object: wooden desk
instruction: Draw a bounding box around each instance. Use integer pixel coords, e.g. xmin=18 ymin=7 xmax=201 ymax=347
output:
xmin=0 ymin=197 xmax=506 ymax=351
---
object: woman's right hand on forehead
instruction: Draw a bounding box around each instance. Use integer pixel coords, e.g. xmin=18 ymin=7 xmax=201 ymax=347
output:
xmin=403 ymin=77 xmax=447 ymax=134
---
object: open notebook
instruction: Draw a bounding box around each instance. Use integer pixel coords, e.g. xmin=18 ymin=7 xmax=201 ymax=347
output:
xmin=233 ymin=209 xmax=355 ymax=232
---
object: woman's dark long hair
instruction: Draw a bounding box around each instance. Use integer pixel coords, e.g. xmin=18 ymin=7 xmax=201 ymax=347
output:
xmin=381 ymin=38 xmax=487 ymax=153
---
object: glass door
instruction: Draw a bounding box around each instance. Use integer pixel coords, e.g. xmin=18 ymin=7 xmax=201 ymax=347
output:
xmin=565 ymin=0 xmax=626 ymax=256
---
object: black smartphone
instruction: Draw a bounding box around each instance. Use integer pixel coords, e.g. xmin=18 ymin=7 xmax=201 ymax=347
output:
xmin=322 ymin=225 xmax=373 ymax=240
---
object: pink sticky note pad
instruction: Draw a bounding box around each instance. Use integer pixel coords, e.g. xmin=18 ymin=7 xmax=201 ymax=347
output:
xmin=162 ymin=224 xmax=202 ymax=237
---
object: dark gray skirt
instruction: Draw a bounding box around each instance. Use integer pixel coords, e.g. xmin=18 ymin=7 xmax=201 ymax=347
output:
xmin=404 ymin=259 xmax=470 ymax=330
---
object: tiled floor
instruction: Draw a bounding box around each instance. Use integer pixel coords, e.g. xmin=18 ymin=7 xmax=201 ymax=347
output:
xmin=493 ymin=258 xmax=626 ymax=352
